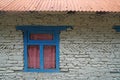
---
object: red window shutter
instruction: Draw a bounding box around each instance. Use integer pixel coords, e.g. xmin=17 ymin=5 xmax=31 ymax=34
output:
xmin=28 ymin=45 xmax=40 ymax=69
xmin=44 ymin=46 xmax=56 ymax=69
xmin=30 ymin=34 xmax=53 ymax=40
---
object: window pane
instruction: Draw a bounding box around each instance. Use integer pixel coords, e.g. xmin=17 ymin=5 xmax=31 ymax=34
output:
xmin=28 ymin=45 xmax=40 ymax=69
xmin=44 ymin=45 xmax=56 ymax=69
xmin=30 ymin=33 xmax=53 ymax=40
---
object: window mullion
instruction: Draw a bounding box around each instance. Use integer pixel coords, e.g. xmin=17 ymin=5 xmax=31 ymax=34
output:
xmin=40 ymin=45 xmax=44 ymax=70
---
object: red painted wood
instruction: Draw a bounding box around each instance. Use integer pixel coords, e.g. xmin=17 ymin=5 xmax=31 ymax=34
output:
xmin=44 ymin=46 xmax=56 ymax=69
xmin=28 ymin=45 xmax=40 ymax=69
xmin=30 ymin=34 xmax=53 ymax=40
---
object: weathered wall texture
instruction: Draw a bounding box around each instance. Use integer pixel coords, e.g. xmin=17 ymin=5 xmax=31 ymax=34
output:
xmin=0 ymin=12 xmax=120 ymax=80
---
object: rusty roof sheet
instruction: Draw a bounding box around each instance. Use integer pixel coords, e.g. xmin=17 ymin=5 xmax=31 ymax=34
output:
xmin=0 ymin=0 xmax=120 ymax=12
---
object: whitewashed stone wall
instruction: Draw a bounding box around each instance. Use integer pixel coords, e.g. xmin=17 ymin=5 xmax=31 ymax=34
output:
xmin=0 ymin=12 xmax=120 ymax=80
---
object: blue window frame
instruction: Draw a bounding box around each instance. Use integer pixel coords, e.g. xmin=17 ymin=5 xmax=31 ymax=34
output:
xmin=16 ymin=25 xmax=72 ymax=72
xmin=113 ymin=25 xmax=120 ymax=32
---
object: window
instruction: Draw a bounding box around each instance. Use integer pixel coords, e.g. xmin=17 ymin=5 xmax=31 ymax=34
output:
xmin=24 ymin=30 xmax=59 ymax=72
xmin=16 ymin=26 xmax=72 ymax=72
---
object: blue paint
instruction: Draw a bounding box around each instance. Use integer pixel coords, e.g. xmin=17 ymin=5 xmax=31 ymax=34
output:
xmin=16 ymin=25 xmax=72 ymax=72
xmin=23 ymin=31 xmax=28 ymax=72
xmin=56 ymin=33 xmax=60 ymax=71
xmin=26 ymin=69 xmax=59 ymax=72
xmin=113 ymin=25 xmax=120 ymax=32
xmin=40 ymin=45 xmax=44 ymax=69
xmin=16 ymin=25 xmax=72 ymax=31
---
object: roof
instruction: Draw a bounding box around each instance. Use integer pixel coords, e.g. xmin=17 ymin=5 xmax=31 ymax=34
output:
xmin=0 ymin=0 xmax=120 ymax=12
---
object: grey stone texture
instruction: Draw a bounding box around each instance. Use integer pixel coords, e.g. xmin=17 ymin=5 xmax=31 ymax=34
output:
xmin=0 ymin=12 xmax=120 ymax=80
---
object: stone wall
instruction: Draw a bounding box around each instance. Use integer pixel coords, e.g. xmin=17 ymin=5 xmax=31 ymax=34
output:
xmin=0 ymin=12 xmax=120 ymax=80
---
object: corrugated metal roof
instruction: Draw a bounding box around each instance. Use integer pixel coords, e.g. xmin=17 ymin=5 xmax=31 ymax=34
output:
xmin=0 ymin=0 xmax=120 ymax=12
